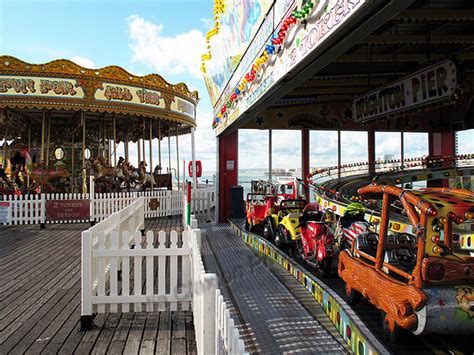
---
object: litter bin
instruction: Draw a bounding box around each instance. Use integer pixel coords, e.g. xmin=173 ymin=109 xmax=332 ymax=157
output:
xmin=229 ymin=185 xmax=245 ymax=218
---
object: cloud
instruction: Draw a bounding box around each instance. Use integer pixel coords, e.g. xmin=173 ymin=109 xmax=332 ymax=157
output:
xmin=70 ymin=56 xmax=95 ymax=68
xmin=200 ymin=18 xmax=212 ymax=30
xmin=127 ymin=15 xmax=205 ymax=78
xmin=457 ymin=129 xmax=474 ymax=154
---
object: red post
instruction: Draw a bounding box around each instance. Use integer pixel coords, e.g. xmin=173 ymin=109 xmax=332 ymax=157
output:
xmin=428 ymin=131 xmax=455 ymax=187
xmin=368 ymin=129 xmax=375 ymax=174
xmin=302 ymin=129 xmax=310 ymax=197
xmin=218 ymin=130 xmax=238 ymax=222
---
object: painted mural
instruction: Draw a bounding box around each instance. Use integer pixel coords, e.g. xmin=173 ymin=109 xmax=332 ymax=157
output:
xmin=204 ymin=0 xmax=273 ymax=106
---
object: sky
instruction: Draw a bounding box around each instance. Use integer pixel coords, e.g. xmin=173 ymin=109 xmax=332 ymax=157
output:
xmin=0 ymin=0 xmax=217 ymax=177
xmin=1 ymin=0 xmax=473 ymax=179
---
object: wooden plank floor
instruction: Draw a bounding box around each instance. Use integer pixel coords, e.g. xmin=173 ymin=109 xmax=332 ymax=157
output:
xmin=0 ymin=217 xmax=196 ymax=355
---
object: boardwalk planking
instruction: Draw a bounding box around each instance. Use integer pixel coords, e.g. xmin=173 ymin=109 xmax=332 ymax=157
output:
xmin=0 ymin=217 xmax=195 ymax=354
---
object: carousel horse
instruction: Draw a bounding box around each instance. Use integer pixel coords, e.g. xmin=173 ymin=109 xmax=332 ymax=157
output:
xmin=152 ymin=164 xmax=172 ymax=190
xmin=89 ymin=157 xmax=122 ymax=192
xmin=28 ymin=165 xmax=70 ymax=193
xmin=121 ymin=161 xmax=139 ymax=191
xmin=136 ymin=161 xmax=155 ymax=191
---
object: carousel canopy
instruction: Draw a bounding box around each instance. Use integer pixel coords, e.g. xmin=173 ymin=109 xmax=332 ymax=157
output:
xmin=0 ymin=56 xmax=199 ymax=140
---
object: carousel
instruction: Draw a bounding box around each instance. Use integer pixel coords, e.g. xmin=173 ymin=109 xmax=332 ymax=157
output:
xmin=0 ymin=56 xmax=198 ymax=194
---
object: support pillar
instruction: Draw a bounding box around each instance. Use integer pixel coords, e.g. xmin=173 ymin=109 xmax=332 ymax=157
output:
xmin=337 ymin=130 xmax=342 ymax=178
xmin=268 ymin=129 xmax=272 ymax=181
xmin=368 ymin=129 xmax=375 ymax=175
xmin=400 ymin=132 xmax=404 ymax=167
xmin=218 ymin=130 xmax=238 ymax=222
xmin=301 ymin=129 xmax=310 ymax=197
xmin=191 ymin=127 xmax=197 ymax=189
xmin=428 ymin=131 xmax=455 ymax=187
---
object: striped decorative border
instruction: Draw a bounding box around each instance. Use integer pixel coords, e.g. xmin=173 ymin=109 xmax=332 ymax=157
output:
xmin=228 ymin=220 xmax=390 ymax=355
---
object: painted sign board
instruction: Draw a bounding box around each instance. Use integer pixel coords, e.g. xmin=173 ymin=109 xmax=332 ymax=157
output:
xmin=0 ymin=75 xmax=85 ymax=98
xmin=215 ymin=0 xmax=369 ymax=135
xmin=203 ymin=0 xmax=274 ymax=106
xmin=46 ymin=199 xmax=90 ymax=221
xmin=353 ymin=60 xmax=457 ymax=122
xmin=95 ymin=82 xmax=195 ymax=119
xmin=0 ymin=201 xmax=9 ymax=224
xmin=287 ymin=0 xmax=368 ymax=70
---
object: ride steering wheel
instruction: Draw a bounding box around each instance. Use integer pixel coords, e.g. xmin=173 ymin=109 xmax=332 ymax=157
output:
xmin=394 ymin=248 xmax=416 ymax=264
xmin=364 ymin=233 xmax=379 ymax=249
xmin=396 ymin=233 xmax=416 ymax=245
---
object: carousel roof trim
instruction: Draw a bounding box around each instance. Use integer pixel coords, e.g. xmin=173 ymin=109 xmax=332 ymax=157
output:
xmin=0 ymin=56 xmax=198 ymax=129
xmin=0 ymin=56 xmax=199 ymax=103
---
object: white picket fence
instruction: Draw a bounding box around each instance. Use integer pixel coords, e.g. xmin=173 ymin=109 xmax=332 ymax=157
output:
xmin=80 ymin=198 xmax=245 ymax=354
xmin=81 ymin=197 xmax=145 ymax=321
xmin=192 ymin=229 xmax=246 ymax=355
xmin=0 ymin=187 xmax=215 ymax=225
xmin=0 ymin=193 xmax=91 ymax=225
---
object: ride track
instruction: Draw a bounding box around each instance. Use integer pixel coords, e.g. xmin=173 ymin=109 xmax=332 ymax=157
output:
xmin=236 ymin=154 xmax=474 ymax=354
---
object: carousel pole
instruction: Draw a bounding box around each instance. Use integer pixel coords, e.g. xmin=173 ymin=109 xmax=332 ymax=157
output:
xmin=138 ymin=138 xmax=141 ymax=166
xmin=45 ymin=113 xmax=51 ymax=168
xmin=142 ymin=118 xmax=146 ymax=165
xmin=125 ymin=129 xmax=129 ymax=162
xmin=41 ymin=110 xmax=45 ymax=164
xmin=149 ymin=119 xmax=153 ymax=190
xmin=98 ymin=117 xmax=102 ymax=160
xmin=46 ymin=114 xmax=51 ymax=167
xmin=40 ymin=110 xmax=45 ymax=192
xmin=82 ymin=111 xmax=87 ymax=194
xmin=27 ymin=123 xmax=31 ymax=156
xmin=2 ymin=125 xmax=8 ymax=167
xmin=158 ymin=120 xmax=162 ymax=167
xmin=176 ymin=125 xmax=180 ymax=192
xmin=71 ymin=125 xmax=75 ymax=192
xmin=168 ymin=134 xmax=171 ymax=177
xmin=107 ymin=122 xmax=112 ymax=165
xmin=27 ymin=123 xmax=31 ymax=187
xmin=192 ymin=104 xmax=197 ymax=189
xmin=113 ymin=115 xmax=117 ymax=167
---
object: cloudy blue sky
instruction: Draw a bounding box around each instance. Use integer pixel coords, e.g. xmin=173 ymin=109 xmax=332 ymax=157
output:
xmin=1 ymin=0 xmax=473 ymax=178
xmin=1 ymin=0 xmax=217 ymax=176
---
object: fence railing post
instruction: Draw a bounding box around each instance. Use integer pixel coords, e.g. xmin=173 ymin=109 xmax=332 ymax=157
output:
xmin=40 ymin=193 xmax=46 ymax=228
xmin=201 ymin=273 xmax=218 ymax=354
xmin=89 ymin=176 xmax=96 ymax=224
xmin=81 ymin=231 xmax=94 ymax=330
xmin=206 ymin=192 xmax=211 ymax=221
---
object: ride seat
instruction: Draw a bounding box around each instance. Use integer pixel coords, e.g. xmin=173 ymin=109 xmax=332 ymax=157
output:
xmin=354 ymin=232 xmax=378 ymax=258
xmin=286 ymin=212 xmax=303 ymax=219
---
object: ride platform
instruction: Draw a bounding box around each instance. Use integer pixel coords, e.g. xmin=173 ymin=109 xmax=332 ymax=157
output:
xmin=199 ymin=218 xmax=349 ymax=354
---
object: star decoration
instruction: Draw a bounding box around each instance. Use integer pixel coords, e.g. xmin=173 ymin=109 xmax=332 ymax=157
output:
xmin=256 ymin=116 xmax=264 ymax=127
xmin=343 ymin=107 xmax=353 ymax=120
xmin=437 ymin=298 xmax=446 ymax=307
xmin=440 ymin=314 xmax=446 ymax=321
xmin=277 ymin=111 xmax=285 ymax=120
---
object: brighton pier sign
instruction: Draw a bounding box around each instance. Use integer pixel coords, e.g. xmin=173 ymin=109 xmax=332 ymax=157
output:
xmin=354 ymin=60 xmax=457 ymax=122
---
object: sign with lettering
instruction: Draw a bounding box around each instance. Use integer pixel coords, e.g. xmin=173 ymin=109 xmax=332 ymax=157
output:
xmin=215 ymin=0 xmax=368 ymax=134
xmin=46 ymin=199 xmax=90 ymax=221
xmin=287 ymin=0 xmax=367 ymax=70
xmin=354 ymin=60 xmax=457 ymax=122
xmin=0 ymin=76 xmax=84 ymax=98
xmin=96 ymin=83 xmax=195 ymax=119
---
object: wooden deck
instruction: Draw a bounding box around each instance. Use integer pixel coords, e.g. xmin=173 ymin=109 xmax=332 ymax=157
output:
xmin=0 ymin=217 xmax=196 ymax=354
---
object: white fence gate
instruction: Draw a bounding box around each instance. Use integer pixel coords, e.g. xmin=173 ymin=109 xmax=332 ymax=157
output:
xmin=80 ymin=200 xmax=245 ymax=354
